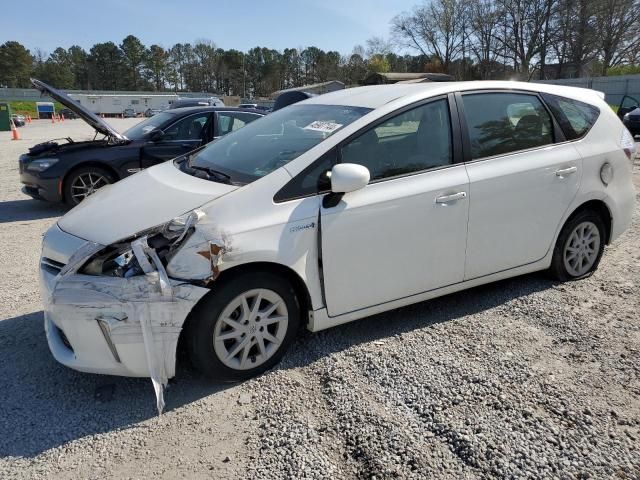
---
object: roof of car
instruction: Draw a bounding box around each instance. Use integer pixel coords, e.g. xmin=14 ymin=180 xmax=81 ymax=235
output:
xmin=302 ymin=81 xmax=605 ymax=109
xmin=164 ymin=106 xmax=266 ymax=115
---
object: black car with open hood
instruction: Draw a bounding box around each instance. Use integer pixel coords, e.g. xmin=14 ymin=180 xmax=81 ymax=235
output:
xmin=19 ymin=79 xmax=265 ymax=206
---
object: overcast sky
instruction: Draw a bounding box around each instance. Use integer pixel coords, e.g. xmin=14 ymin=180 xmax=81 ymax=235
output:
xmin=3 ymin=0 xmax=418 ymax=54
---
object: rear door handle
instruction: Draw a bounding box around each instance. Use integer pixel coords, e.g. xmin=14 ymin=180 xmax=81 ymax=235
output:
xmin=435 ymin=192 xmax=467 ymax=204
xmin=555 ymin=166 xmax=577 ymax=177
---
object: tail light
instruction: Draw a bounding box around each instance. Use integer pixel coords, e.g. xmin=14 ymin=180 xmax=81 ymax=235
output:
xmin=620 ymin=128 xmax=636 ymax=161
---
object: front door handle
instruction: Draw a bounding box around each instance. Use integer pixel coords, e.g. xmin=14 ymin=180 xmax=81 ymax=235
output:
xmin=555 ymin=166 xmax=577 ymax=177
xmin=435 ymin=192 xmax=467 ymax=204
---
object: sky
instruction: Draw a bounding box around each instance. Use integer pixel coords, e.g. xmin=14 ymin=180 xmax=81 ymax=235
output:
xmin=3 ymin=0 xmax=419 ymax=55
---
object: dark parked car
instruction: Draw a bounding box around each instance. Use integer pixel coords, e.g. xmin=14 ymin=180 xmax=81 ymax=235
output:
xmin=11 ymin=114 xmax=26 ymax=127
xmin=20 ymin=79 xmax=265 ymax=206
xmin=170 ymin=97 xmax=225 ymax=109
xmin=618 ymin=95 xmax=640 ymax=136
xmin=59 ymin=108 xmax=79 ymax=119
xmin=144 ymin=108 xmax=161 ymax=117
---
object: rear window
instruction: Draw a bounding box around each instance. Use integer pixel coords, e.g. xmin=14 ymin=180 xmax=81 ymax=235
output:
xmin=541 ymin=93 xmax=600 ymax=140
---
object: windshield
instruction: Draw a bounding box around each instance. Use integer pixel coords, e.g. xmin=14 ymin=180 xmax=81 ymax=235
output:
xmin=123 ymin=112 xmax=176 ymax=140
xmin=188 ymin=104 xmax=371 ymax=184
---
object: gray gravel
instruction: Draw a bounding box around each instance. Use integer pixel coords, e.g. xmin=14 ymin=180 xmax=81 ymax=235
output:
xmin=1 ymin=121 xmax=639 ymax=479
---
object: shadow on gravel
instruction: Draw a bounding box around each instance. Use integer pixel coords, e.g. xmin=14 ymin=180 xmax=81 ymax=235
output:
xmin=284 ymin=272 xmax=557 ymax=370
xmin=0 ymin=273 xmax=555 ymax=458
xmin=0 ymin=199 xmax=66 ymax=223
xmin=0 ymin=310 xmax=232 ymax=459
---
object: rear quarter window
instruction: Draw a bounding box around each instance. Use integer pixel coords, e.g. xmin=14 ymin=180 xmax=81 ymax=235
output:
xmin=541 ymin=93 xmax=600 ymax=140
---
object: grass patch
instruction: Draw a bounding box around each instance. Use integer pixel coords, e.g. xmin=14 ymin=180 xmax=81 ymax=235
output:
xmin=2 ymin=101 xmax=67 ymax=117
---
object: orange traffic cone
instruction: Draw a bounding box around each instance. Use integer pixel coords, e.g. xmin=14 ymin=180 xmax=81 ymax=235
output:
xmin=51 ymin=115 xmax=55 ymax=124
xmin=61 ymin=114 xmax=65 ymax=122
xmin=11 ymin=121 xmax=20 ymax=140
xmin=26 ymin=115 xmax=31 ymax=124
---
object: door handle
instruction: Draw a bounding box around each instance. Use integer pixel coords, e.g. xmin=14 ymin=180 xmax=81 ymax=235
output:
xmin=435 ymin=192 xmax=467 ymax=204
xmin=555 ymin=166 xmax=577 ymax=177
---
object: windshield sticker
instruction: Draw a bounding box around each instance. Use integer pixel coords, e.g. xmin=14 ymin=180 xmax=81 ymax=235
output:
xmin=303 ymin=121 xmax=343 ymax=134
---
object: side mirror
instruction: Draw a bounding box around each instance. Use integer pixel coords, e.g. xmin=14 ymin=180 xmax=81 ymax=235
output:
xmin=330 ymin=163 xmax=370 ymax=193
xmin=323 ymin=163 xmax=370 ymax=208
xmin=149 ymin=129 xmax=164 ymax=141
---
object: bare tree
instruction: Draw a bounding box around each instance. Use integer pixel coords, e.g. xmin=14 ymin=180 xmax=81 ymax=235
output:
xmin=391 ymin=0 xmax=468 ymax=73
xmin=493 ymin=0 xmax=556 ymax=79
xmin=595 ymin=0 xmax=640 ymax=75
xmin=468 ymin=0 xmax=502 ymax=78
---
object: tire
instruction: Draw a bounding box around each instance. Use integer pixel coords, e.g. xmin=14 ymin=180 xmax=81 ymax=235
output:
xmin=187 ymin=272 xmax=301 ymax=381
xmin=549 ymin=210 xmax=606 ymax=281
xmin=63 ymin=165 xmax=116 ymax=206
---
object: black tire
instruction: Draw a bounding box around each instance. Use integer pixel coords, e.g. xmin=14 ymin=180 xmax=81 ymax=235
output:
xmin=549 ymin=209 xmax=606 ymax=281
xmin=63 ymin=165 xmax=116 ymax=206
xmin=187 ymin=272 xmax=301 ymax=381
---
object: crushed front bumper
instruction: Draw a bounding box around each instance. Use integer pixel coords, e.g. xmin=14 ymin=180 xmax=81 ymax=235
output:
xmin=40 ymin=225 xmax=209 ymax=380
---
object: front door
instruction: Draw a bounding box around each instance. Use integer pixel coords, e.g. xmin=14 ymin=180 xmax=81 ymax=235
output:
xmin=459 ymin=91 xmax=581 ymax=279
xmin=320 ymin=98 xmax=470 ymax=317
xmin=140 ymin=112 xmax=212 ymax=168
xmin=618 ymin=95 xmax=640 ymax=119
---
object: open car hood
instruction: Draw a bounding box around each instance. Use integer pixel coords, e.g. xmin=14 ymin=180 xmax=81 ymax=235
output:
xmin=31 ymin=78 xmax=127 ymax=141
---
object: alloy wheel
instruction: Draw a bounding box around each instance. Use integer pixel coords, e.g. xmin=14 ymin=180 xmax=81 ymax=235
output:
xmin=563 ymin=221 xmax=600 ymax=277
xmin=213 ymin=288 xmax=289 ymax=370
xmin=70 ymin=172 xmax=110 ymax=203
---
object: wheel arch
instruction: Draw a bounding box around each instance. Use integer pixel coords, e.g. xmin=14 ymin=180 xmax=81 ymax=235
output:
xmin=176 ymin=261 xmax=313 ymax=365
xmin=564 ymin=199 xmax=613 ymax=244
xmin=61 ymin=161 xmax=120 ymax=202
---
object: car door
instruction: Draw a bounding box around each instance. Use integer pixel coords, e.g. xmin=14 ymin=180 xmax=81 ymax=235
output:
xmin=319 ymin=97 xmax=470 ymax=317
xmin=617 ymin=95 xmax=640 ymax=119
xmin=214 ymin=111 xmax=263 ymax=139
xmin=458 ymin=91 xmax=582 ymax=280
xmin=140 ymin=112 xmax=213 ymax=168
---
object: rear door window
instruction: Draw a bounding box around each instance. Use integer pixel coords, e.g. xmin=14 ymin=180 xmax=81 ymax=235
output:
xmin=462 ymin=92 xmax=554 ymax=160
xmin=541 ymin=93 xmax=600 ymax=140
xmin=217 ymin=112 xmax=262 ymax=136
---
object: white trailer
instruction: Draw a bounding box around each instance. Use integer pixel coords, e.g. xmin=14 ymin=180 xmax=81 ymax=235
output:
xmin=68 ymin=93 xmax=179 ymax=115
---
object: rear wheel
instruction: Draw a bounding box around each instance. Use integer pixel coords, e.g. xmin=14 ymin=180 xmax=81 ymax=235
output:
xmin=64 ymin=166 xmax=115 ymax=206
xmin=549 ymin=210 xmax=606 ymax=281
xmin=187 ymin=272 xmax=300 ymax=381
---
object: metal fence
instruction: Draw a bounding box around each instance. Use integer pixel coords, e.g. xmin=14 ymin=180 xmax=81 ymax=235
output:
xmin=534 ymin=74 xmax=640 ymax=106
xmin=0 ymin=87 xmax=220 ymax=102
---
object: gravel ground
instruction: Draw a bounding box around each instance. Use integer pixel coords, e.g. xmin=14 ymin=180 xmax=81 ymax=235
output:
xmin=0 ymin=121 xmax=639 ymax=479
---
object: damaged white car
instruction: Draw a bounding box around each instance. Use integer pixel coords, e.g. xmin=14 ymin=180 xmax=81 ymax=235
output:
xmin=41 ymin=81 xmax=635 ymax=410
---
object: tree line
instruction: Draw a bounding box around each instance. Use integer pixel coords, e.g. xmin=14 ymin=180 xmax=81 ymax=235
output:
xmin=392 ymin=0 xmax=640 ymax=80
xmin=1 ymin=0 xmax=639 ymax=97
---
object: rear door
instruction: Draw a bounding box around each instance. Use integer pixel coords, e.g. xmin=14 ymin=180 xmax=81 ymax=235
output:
xmin=140 ymin=112 xmax=213 ymax=168
xmin=458 ymin=90 xmax=581 ymax=280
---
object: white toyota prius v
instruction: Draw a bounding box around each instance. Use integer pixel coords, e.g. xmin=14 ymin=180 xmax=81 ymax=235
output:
xmin=40 ymin=81 xmax=636 ymax=396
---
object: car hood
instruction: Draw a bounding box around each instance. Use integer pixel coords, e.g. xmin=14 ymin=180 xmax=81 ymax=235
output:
xmin=31 ymin=78 xmax=127 ymax=141
xmin=58 ymin=161 xmax=237 ymax=245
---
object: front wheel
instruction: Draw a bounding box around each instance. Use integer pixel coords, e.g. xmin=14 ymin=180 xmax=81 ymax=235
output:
xmin=549 ymin=210 xmax=606 ymax=281
xmin=187 ymin=272 xmax=301 ymax=381
xmin=64 ymin=166 xmax=115 ymax=206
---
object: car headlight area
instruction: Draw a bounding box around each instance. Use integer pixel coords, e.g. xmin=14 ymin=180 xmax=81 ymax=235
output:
xmin=40 ymin=210 xmax=209 ymax=414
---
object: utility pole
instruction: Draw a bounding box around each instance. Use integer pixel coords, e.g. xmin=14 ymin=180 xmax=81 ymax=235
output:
xmin=242 ymin=53 xmax=246 ymax=100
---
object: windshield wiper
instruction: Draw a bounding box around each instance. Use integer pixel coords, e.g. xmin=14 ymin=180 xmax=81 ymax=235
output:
xmin=186 ymin=164 xmax=233 ymax=184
